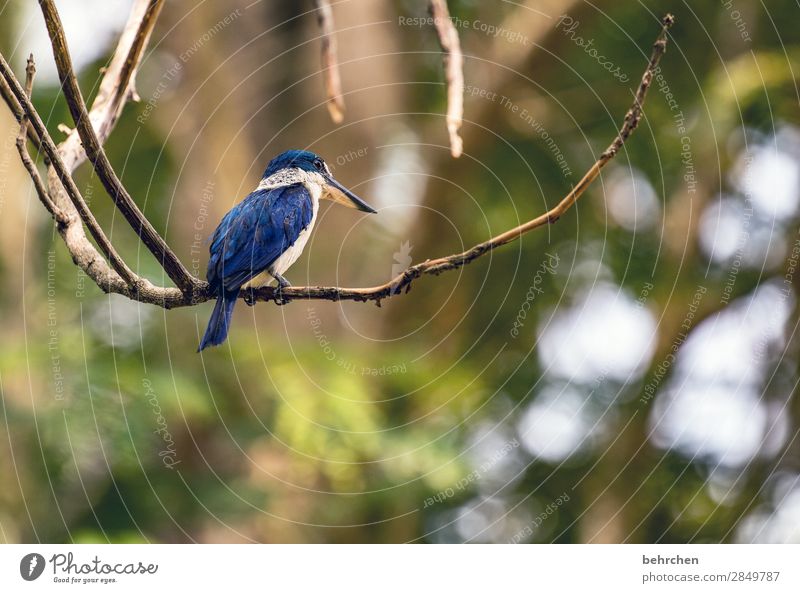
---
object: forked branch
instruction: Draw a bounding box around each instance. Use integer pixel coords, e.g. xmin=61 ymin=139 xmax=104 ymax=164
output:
xmin=0 ymin=4 xmax=673 ymax=309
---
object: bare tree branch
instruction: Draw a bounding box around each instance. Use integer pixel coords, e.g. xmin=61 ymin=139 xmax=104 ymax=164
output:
xmin=314 ymin=0 xmax=345 ymax=124
xmin=49 ymin=0 xmax=174 ymax=300
xmin=38 ymin=0 xmax=198 ymax=294
xmin=429 ymin=0 xmax=464 ymax=158
xmin=1 ymin=0 xmax=180 ymax=301
xmin=57 ymin=0 xmax=164 ymax=175
xmin=0 ymin=7 xmax=673 ymax=310
xmin=0 ymin=52 xmax=139 ymax=287
xmin=92 ymin=0 xmax=161 ymax=137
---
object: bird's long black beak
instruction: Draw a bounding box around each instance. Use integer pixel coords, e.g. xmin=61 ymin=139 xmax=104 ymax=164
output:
xmin=325 ymin=176 xmax=377 ymax=213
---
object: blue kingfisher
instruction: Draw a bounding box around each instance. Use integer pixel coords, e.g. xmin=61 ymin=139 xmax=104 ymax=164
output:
xmin=198 ymin=149 xmax=376 ymax=351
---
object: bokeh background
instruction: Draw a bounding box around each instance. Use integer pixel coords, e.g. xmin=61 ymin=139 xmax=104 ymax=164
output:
xmin=0 ymin=0 xmax=799 ymax=543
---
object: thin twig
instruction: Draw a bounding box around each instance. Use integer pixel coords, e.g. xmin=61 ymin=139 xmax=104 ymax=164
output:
xmin=314 ymin=0 xmax=345 ymax=124
xmin=38 ymin=0 xmax=197 ymax=294
xmin=429 ymin=0 xmax=464 ymax=158
xmin=14 ymin=54 xmax=63 ymax=221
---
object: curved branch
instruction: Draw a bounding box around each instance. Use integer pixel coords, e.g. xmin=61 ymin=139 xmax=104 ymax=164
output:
xmin=248 ymin=14 xmax=675 ymax=305
xmin=429 ymin=0 xmax=464 ymax=158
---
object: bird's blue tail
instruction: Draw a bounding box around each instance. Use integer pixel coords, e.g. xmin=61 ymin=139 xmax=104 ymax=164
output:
xmin=198 ymin=291 xmax=238 ymax=352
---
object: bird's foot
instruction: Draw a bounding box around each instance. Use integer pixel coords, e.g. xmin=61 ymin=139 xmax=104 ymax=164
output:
xmin=272 ymin=272 xmax=291 ymax=289
xmin=243 ymin=289 xmax=257 ymax=307
xmin=273 ymin=288 xmax=291 ymax=306
xmin=272 ymin=273 xmax=291 ymax=305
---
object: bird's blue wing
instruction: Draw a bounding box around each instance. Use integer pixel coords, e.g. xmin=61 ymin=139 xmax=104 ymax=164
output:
xmin=207 ymin=184 xmax=313 ymax=291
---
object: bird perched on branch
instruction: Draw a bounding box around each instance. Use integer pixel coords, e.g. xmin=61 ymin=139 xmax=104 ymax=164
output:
xmin=198 ymin=149 xmax=376 ymax=352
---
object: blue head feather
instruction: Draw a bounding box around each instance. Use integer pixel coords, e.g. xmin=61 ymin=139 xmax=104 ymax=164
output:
xmin=260 ymin=148 xmax=376 ymax=213
xmin=263 ymin=149 xmax=325 ymax=178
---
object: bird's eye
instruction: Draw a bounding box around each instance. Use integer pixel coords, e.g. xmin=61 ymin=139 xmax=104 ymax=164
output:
xmin=313 ymin=158 xmax=324 ymax=171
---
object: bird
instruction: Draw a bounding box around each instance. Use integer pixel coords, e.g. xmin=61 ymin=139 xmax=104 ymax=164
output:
xmin=198 ymin=149 xmax=376 ymax=352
